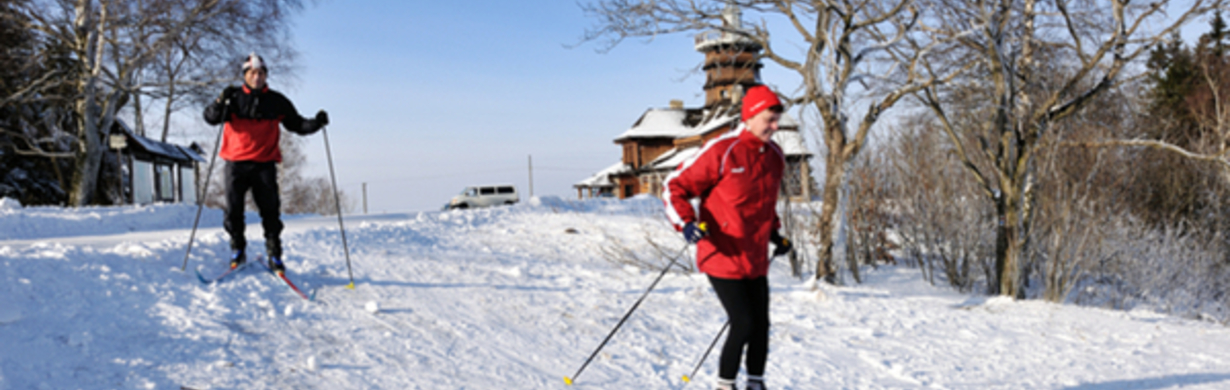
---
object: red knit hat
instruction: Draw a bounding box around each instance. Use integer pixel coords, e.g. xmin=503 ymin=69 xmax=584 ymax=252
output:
xmin=741 ymin=85 xmax=781 ymax=122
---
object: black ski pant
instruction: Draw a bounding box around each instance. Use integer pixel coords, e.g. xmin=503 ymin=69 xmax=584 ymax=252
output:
xmin=708 ymin=275 xmax=770 ymax=381
xmin=224 ymin=161 xmax=282 ymax=258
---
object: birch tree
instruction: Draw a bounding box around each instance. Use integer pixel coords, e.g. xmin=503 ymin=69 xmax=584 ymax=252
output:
xmin=136 ymin=2 xmax=299 ymax=142
xmin=915 ymin=0 xmax=1221 ymax=297
xmin=580 ymin=0 xmax=968 ymax=283
xmin=5 ymin=0 xmax=302 ymax=206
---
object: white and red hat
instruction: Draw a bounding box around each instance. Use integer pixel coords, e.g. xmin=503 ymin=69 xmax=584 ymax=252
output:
xmin=241 ymin=52 xmax=265 ymax=73
xmin=741 ymin=85 xmax=782 ymax=122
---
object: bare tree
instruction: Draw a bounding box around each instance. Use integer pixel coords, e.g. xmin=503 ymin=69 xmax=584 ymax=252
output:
xmin=0 ymin=0 xmax=77 ymax=160
xmin=580 ymin=0 xmax=968 ymax=283
xmin=842 ymin=146 xmax=897 ymax=284
xmin=277 ymin=134 xmax=353 ymax=216
xmin=5 ymin=0 xmax=303 ymax=206
xmin=915 ymin=0 xmax=1221 ymax=297
xmin=137 ymin=1 xmax=300 ymax=142
xmin=0 ymin=0 xmax=77 ymax=204
xmin=882 ymin=117 xmax=996 ymax=292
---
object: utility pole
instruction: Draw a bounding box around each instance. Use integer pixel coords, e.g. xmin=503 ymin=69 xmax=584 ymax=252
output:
xmin=528 ymin=154 xmax=534 ymax=197
xmin=362 ymin=182 xmax=368 ymax=214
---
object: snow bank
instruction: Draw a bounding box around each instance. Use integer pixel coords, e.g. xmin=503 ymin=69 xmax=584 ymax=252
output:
xmin=2 ymin=198 xmax=1230 ymax=389
xmin=0 ymin=203 xmax=278 ymax=241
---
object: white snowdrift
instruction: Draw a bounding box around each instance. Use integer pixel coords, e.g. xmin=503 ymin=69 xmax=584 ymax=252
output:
xmin=0 ymin=196 xmax=1228 ymax=389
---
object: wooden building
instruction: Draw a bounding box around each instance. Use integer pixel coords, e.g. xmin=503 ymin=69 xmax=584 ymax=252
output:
xmin=108 ymin=120 xmax=206 ymax=205
xmin=576 ymin=4 xmax=813 ymax=201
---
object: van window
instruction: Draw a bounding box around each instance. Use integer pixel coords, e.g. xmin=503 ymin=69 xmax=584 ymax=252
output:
xmin=464 ymin=188 xmax=478 ymax=197
xmin=480 ymin=187 xmax=496 ymax=195
xmin=497 ymin=186 xmax=515 ymax=194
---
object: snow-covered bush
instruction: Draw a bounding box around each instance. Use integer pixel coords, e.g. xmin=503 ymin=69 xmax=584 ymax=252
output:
xmin=873 ymin=121 xmax=996 ymax=293
xmin=1069 ymin=217 xmax=1230 ymax=323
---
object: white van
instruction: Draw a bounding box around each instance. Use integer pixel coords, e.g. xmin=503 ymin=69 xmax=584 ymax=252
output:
xmin=447 ymin=185 xmax=519 ymax=209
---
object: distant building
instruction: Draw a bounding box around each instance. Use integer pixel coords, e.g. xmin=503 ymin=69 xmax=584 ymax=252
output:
xmin=575 ymin=4 xmax=812 ymax=201
xmin=108 ymin=120 xmax=206 ymax=205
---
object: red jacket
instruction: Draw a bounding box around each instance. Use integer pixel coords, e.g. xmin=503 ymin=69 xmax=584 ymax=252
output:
xmin=664 ymin=129 xmax=784 ymax=279
xmin=203 ymin=85 xmax=321 ymax=163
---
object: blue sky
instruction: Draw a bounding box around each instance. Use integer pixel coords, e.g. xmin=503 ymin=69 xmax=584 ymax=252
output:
xmin=268 ymin=1 xmax=800 ymax=213
xmin=191 ymin=1 xmax=1216 ymax=214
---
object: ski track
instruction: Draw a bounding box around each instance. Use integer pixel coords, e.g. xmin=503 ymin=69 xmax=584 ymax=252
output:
xmin=2 ymin=196 xmax=1230 ymax=389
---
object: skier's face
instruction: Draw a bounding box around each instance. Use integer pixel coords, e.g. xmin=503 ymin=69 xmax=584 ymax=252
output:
xmin=244 ymin=68 xmax=267 ymax=90
xmin=746 ymin=108 xmax=781 ymax=142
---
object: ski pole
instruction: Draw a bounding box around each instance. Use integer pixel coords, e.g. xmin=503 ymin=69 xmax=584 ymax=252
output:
xmin=681 ymin=320 xmax=729 ymax=383
xmin=564 ymin=240 xmax=695 ymax=386
xmin=321 ymin=126 xmax=356 ymax=290
xmin=181 ymin=103 xmax=227 ymax=271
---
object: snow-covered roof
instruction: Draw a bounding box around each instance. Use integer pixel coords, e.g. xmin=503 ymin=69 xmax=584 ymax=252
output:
xmin=641 ymin=129 xmax=809 ymax=173
xmin=113 ymin=120 xmax=205 ymax=164
xmin=647 ymin=146 xmax=700 ymax=171
xmin=574 ymin=162 xmax=629 ymax=187
xmin=614 ymin=109 xmax=692 ymax=141
xmin=772 ymin=130 xmax=811 ymax=156
xmin=677 ymin=111 xmax=739 ymax=139
xmin=779 ymin=112 xmax=800 ymax=128
xmin=694 ymin=30 xmax=763 ymax=52
xmin=659 ymin=108 xmax=800 ymax=141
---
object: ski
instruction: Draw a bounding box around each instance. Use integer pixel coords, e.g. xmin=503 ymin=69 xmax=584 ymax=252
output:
xmin=258 ymin=260 xmax=317 ymax=301
xmin=195 ymin=260 xmax=253 ymax=284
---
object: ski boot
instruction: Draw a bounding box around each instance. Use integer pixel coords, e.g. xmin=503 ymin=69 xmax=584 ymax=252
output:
xmin=229 ymin=249 xmax=246 ymax=269
xmin=746 ymin=379 xmax=766 ymax=390
xmin=715 ymin=379 xmax=736 ymax=390
xmin=268 ymin=255 xmax=286 ymax=274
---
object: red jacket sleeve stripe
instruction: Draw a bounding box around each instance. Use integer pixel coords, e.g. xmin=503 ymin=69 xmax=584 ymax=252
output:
xmin=662 ymin=129 xmax=743 ymax=230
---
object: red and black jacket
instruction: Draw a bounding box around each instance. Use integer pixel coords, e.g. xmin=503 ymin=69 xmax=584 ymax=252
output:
xmin=203 ymin=85 xmax=322 ymax=163
xmin=664 ymin=128 xmax=784 ymax=279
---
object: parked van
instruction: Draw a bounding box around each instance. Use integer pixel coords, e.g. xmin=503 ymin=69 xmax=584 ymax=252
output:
xmin=446 ymin=185 xmax=519 ymax=209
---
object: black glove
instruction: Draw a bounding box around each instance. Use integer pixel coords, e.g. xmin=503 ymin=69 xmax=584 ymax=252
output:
xmin=217 ymin=86 xmax=240 ymax=103
xmin=315 ymin=110 xmax=329 ymax=126
xmin=683 ymin=221 xmax=708 ymax=244
xmin=770 ymin=230 xmax=792 ymax=257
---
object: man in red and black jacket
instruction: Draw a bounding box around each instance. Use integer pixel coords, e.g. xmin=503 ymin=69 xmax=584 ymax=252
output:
xmin=663 ymin=85 xmax=792 ymax=390
xmin=203 ymin=53 xmax=328 ymax=273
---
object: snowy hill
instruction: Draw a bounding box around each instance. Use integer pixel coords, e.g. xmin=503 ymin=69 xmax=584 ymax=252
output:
xmin=1 ymin=196 xmax=1229 ymax=389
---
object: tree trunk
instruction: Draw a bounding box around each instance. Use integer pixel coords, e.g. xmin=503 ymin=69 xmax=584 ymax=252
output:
xmin=161 ymin=72 xmax=175 ymax=142
xmin=814 ymin=140 xmax=848 ymax=283
xmin=69 ymin=99 xmax=103 ymax=206
xmin=992 ymin=180 xmax=1027 ymax=298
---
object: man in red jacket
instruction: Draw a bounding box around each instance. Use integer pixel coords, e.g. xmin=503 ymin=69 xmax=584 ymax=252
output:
xmin=203 ymin=53 xmax=328 ymax=273
xmin=664 ymin=85 xmax=792 ymax=390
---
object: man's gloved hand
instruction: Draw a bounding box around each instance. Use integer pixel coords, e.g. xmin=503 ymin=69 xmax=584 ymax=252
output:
xmin=683 ymin=221 xmax=708 ymax=244
xmin=770 ymin=230 xmax=792 ymax=257
xmin=315 ymin=110 xmax=329 ymax=126
xmin=217 ymin=86 xmax=239 ymax=103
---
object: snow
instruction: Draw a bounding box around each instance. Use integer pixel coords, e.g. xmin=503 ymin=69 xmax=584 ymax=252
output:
xmin=679 ymin=111 xmax=740 ymax=139
xmin=574 ymin=162 xmax=629 ymax=187
xmin=615 ymin=108 xmax=693 ymax=140
xmin=771 ymin=129 xmax=809 ymax=156
xmin=2 ymin=197 xmax=1230 ymax=389
xmin=648 ymin=146 xmax=700 ymax=170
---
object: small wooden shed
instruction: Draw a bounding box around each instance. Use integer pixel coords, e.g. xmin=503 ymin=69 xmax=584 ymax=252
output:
xmin=109 ymin=120 xmax=206 ymax=205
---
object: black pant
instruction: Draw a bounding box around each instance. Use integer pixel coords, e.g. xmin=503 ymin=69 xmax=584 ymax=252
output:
xmin=708 ymin=275 xmax=770 ymax=380
xmin=224 ymin=161 xmax=282 ymax=258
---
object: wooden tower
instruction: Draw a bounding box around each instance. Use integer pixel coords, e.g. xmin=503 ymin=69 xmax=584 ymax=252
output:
xmin=694 ymin=4 xmax=763 ymax=109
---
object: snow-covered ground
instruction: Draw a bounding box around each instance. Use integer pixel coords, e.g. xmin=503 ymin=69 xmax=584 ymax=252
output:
xmin=1 ymin=196 xmax=1229 ymax=389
